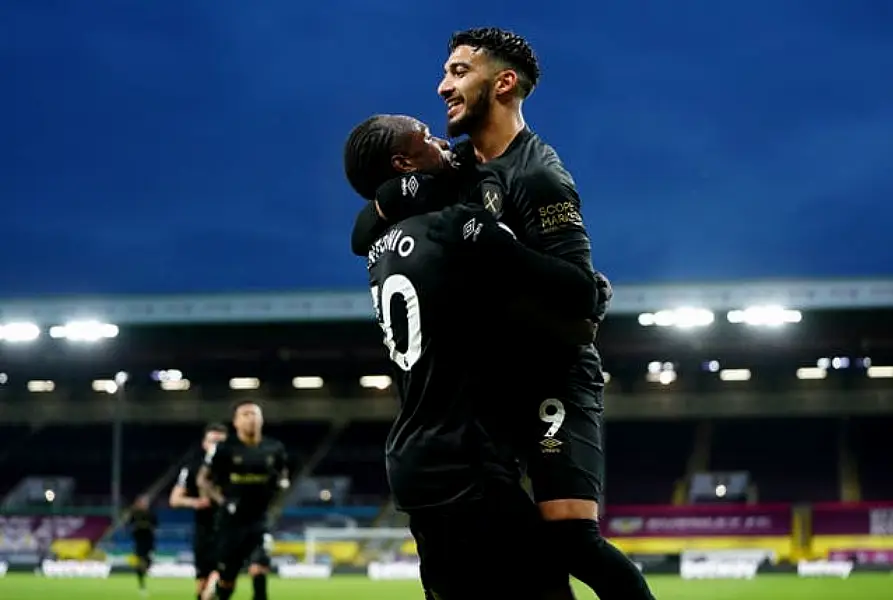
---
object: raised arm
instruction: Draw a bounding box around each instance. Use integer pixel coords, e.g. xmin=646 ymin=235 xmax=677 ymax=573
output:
xmin=197 ymin=444 xmax=226 ymax=505
xmin=169 ymin=466 xmax=209 ymax=509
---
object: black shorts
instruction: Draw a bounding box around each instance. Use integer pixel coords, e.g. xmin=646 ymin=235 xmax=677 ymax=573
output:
xmin=527 ymin=386 xmax=604 ymax=503
xmin=134 ymin=539 xmax=154 ymax=565
xmin=216 ymin=521 xmax=271 ymax=581
xmin=408 ymin=480 xmax=568 ymax=600
xmin=193 ymin=525 xmax=218 ymax=579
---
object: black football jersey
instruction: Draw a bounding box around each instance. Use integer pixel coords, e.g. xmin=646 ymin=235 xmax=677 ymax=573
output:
xmin=204 ymin=436 xmax=287 ymax=523
xmin=367 ymin=211 xmax=523 ymax=510
xmin=129 ymin=508 xmax=156 ymax=541
xmin=456 ymin=129 xmax=607 ymax=389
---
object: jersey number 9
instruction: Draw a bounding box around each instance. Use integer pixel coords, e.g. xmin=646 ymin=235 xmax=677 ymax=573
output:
xmin=370 ymin=274 xmax=422 ymax=371
xmin=539 ymin=398 xmax=566 ymax=438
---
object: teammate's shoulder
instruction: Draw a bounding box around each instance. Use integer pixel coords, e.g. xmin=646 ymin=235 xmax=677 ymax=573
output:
xmin=376 ymin=173 xmax=436 ymax=204
xmin=374 ymin=215 xmax=431 ymax=249
xmin=368 ymin=214 xmax=437 ymax=269
xmin=517 ymin=161 xmax=576 ymax=196
xmin=504 ymin=131 xmax=570 ymax=178
xmin=519 ymin=130 xmax=565 ymax=167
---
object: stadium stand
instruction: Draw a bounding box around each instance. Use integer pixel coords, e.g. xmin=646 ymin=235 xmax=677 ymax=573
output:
xmin=313 ymin=421 xmax=391 ymax=500
xmin=1 ymin=281 xmax=893 ymax=580
xmin=849 ymin=415 xmax=893 ymax=501
xmin=709 ymin=417 xmax=840 ymax=503
xmin=262 ymin=420 xmax=333 ymax=472
xmin=604 ymin=420 xmax=697 ymax=505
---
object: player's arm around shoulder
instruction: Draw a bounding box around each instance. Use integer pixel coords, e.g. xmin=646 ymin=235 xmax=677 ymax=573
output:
xmin=351 ymin=173 xmax=455 ymax=256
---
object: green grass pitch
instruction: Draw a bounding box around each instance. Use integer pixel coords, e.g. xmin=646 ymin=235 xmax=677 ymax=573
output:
xmin=0 ymin=573 xmax=891 ymax=599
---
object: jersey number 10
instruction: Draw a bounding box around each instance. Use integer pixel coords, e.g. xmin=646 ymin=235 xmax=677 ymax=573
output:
xmin=370 ymin=274 xmax=423 ymax=371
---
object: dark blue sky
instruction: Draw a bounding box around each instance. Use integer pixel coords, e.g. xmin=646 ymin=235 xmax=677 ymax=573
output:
xmin=2 ymin=0 xmax=891 ymax=296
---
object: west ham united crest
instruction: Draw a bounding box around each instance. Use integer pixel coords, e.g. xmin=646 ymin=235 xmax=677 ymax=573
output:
xmin=480 ymin=182 xmax=503 ymax=215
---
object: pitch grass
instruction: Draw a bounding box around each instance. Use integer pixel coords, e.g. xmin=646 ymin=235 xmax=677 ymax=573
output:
xmin=0 ymin=573 xmax=891 ymax=599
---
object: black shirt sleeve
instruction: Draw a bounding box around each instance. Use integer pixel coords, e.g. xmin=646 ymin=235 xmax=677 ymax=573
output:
xmin=350 ymin=173 xmax=462 ymax=256
xmin=430 ymin=203 xmax=575 ymax=296
xmin=437 ymin=205 xmax=594 ymax=344
xmin=351 ymin=202 xmax=386 ymax=256
xmin=508 ymin=166 xmax=600 ymax=319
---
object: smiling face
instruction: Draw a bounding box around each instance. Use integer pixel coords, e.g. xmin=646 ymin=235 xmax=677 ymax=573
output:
xmin=437 ymin=44 xmax=496 ymax=138
xmin=391 ymin=118 xmax=453 ymax=175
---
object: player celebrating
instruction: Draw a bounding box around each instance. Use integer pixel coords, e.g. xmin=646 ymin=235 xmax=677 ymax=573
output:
xmin=197 ymin=402 xmax=288 ymax=600
xmin=169 ymin=423 xmax=228 ymax=600
xmin=129 ymin=496 xmax=157 ymax=596
xmin=350 ymin=28 xmax=654 ymax=600
xmin=345 ymin=115 xmax=595 ymax=600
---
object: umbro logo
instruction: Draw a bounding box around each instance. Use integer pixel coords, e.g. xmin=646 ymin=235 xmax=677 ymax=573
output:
xmin=539 ymin=437 xmax=563 ymax=454
xmin=462 ymin=218 xmax=483 ymax=241
xmin=402 ymin=175 xmax=419 ymax=197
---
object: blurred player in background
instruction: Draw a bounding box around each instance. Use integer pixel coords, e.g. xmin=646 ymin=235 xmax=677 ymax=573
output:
xmin=349 ymin=27 xmax=653 ymax=600
xmin=169 ymin=422 xmax=228 ymax=600
xmin=129 ymin=495 xmax=157 ymax=595
xmin=197 ymin=402 xmax=288 ymax=600
xmin=345 ymin=116 xmax=594 ymax=599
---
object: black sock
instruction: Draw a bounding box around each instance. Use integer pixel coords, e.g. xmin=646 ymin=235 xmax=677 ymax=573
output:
xmin=136 ymin=568 xmax=146 ymax=589
xmin=547 ymin=519 xmax=655 ymax=600
xmin=252 ymin=574 xmax=268 ymax=600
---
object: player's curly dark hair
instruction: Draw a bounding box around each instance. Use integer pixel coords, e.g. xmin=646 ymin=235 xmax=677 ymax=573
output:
xmin=449 ymin=27 xmax=540 ymax=98
xmin=344 ymin=115 xmax=415 ymax=201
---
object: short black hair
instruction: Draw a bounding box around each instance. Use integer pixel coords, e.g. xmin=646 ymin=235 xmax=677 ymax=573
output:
xmin=231 ymin=399 xmax=262 ymax=416
xmin=449 ymin=27 xmax=540 ymax=98
xmin=204 ymin=422 xmax=227 ymax=435
xmin=344 ymin=115 xmax=416 ymax=201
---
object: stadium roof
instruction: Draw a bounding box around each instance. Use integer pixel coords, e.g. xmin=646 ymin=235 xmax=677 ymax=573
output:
xmin=2 ymin=278 xmax=893 ymax=326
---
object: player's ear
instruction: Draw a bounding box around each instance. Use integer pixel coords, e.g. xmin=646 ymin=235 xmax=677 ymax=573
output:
xmin=391 ymin=154 xmax=414 ymax=173
xmin=494 ymin=69 xmax=518 ymax=98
